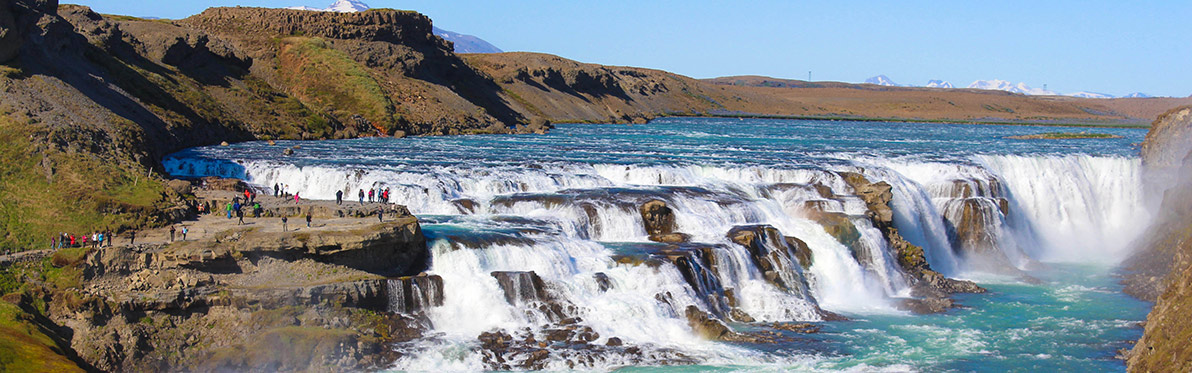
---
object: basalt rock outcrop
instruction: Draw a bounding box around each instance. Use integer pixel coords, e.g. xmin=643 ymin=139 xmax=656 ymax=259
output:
xmin=30 ymin=202 xmax=435 ymax=372
xmin=727 ymin=225 xmax=814 ymax=297
xmin=838 ymin=172 xmax=985 ymax=302
xmin=934 ymin=178 xmax=1020 ymax=272
xmin=640 ymin=199 xmax=691 ymax=243
xmin=1126 ymin=106 xmax=1192 ymax=372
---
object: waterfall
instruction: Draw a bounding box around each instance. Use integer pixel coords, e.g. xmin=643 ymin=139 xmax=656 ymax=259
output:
xmin=165 ymin=150 xmax=1151 ymax=368
xmin=976 ymin=155 xmax=1150 ymax=263
xmin=387 ymin=275 xmax=445 ymax=314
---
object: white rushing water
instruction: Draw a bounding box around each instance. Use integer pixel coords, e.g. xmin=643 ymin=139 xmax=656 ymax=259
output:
xmin=164 ymin=152 xmax=1150 ymax=369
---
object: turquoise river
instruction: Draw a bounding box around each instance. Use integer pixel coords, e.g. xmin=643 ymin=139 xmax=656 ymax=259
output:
xmin=165 ymin=118 xmax=1153 ymax=372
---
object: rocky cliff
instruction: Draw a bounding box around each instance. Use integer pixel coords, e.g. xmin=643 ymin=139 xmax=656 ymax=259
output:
xmin=4 ymin=186 xmax=436 ymax=371
xmin=1125 ymin=106 xmax=1192 ymax=371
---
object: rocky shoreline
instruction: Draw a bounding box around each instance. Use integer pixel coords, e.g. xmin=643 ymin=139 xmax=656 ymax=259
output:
xmin=1122 ymin=106 xmax=1192 ymax=372
xmin=2 ymin=180 xmax=434 ymax=371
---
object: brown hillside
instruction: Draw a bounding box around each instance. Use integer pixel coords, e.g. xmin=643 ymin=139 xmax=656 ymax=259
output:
xmin=1125 ymin=106 xmax=1192 ymax=371
xmin=704 ymin=76 xmax=1192 ymax=125
xmin=462 ymin=52 xmax=719 ymax=124
xmin=463 ymin=53 xmax=1192 ymax=126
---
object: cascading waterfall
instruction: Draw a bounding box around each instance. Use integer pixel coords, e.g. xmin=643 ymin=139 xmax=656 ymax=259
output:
xmin=165 ymin=128 xmax=1158 ymax=370
xmin=976 ymin=155 xmax=1150 ymax=263
xmin=164 ymin=153 xmax=1149 ymax=280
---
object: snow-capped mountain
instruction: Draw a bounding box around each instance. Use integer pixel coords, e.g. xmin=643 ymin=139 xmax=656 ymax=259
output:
xmin=1066 ymin=91 xmax=1115 ymax=99
xmin=284 ymin=1 xmax=503 ymax=53
xmin=967 ymin=79 xmax=1056 ymax=96
xmin=326 ymin=0 xmax=369 ymax=12
xmin=1123 ymin=92 xmax=1152 ymax=98
xmin=865 ymin=75 xmax=900 ymax=87
xmin=925 ymin=80 xmax=953 ymax=88
xmin=433 ymin=27 xmax=503 ymax=54
xmin=285 ymin=0 xmax=368 ymax=12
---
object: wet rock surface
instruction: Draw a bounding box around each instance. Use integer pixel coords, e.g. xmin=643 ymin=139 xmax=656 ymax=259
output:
xmin=727 ymin=225 xmax=814 ymax=296
xmin=840 ymin=172 xmax=986 ymax=313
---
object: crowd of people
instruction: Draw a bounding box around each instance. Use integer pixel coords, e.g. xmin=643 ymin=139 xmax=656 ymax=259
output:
xmin=359 ymin=187 xmax=391 ymax=205
xmin=37 ymin=184 xmax=397 ymax=253
xmin=51 ymin=231 xmax=116 ymax=249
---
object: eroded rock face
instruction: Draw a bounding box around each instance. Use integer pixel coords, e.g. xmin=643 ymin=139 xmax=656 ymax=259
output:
xmin=684 ymin=305 xmax=731 ymax=340
xmin=839 ymin=171 xmax=894 ymax=227
xmin=838 ymin=172 xmax=985 ymax=311
xmin=640 ymin=199 xmax=676 ymax=236
xmin=727 ymin=225 xmax=814 ymax=298
xmin=388 ymin=274 xmax=444 ymax=314
xmin=939 ymin=184 xmax=1019 ymax=273
xmin=491 ymin=271 xmax=551 ymax=305
xmin=0 ymin=1 xmax=19 ymax=62
xmin=63 ymin=214 xmax=435 ymax=371
xmin=1127 ymin=106 xmax=1192 ymax=372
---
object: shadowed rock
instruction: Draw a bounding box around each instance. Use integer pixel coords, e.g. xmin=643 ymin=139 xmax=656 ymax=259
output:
xmin=727 ymin=225 xmax=814 ymax=298
xmin=491 ymin=271 xmax=550 ymax=305
xmin=387 ymin=274 xmax=444 ymax=314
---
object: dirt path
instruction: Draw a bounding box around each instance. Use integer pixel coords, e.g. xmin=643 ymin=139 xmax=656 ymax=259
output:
xmin=114 ymin=190 xmax=407 ymax=248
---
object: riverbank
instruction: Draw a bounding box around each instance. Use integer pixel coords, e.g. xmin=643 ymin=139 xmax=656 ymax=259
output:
xmin=0 ymin=179 xmax=436 ymax=371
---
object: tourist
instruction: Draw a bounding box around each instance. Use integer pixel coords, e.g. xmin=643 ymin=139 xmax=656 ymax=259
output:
xmin=51 ymin=236 xmax=56 ymax=250
xmin=128 ymin=231 xmax=136 ymax=245
xmin=169 ymin=226 xmax=176 ymax=242
xmin=294 ymin=192 xmax=300 ymax=204
xmin=274 ymin=183 xmax=279 ymax=197
xmin=358 ymin=189 xmax=365 ymax=205
xmin=105 ymin=230 xmax=113 ymax=247
xmin=236 ymin=207 xmax=244 ymax=225
xmin=225 ymin=202 xmax=233 ymax=219
xmin=97 ymin=232 xmax=104 ymax=248
xmin=306 ymin=211 xmax=312 ymax=228
xmin=181 ymin=226 xmax=188 ymax=241
xmin=281 ymin=216 xmax=288 ymax=232
xmin=377 ymin=207 xmax=383 ymax=223
xmin=253 ymin=203 xmax=261 ymax=218
xmin=368 ymin=188 xmax=375 ymax=203
xmin=245 ymin=189 xmax=252 ymax=204
xmin=336 ymin=190 xmax=343 ymax=205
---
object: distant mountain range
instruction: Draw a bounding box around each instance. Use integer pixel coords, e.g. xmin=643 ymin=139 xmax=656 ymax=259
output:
xmin=926 ymin=80 xmax=953 ymax=89
xmin=866 ymin=74 xmax=1155 ymax=98
xmin=432 ymin=27 xmax=502 ymax=54
xmin=865 ymin=75 xmax=954 ymax=89
xmin=285 ymin=0 xmax=502 ymax=53
xmin=285 ymin=0 xmax=368 ymax=12
xmin=864 ymin=75 xmax=899 ymax=86
xmin=967 ymin=79 xmax=1056 ymax=96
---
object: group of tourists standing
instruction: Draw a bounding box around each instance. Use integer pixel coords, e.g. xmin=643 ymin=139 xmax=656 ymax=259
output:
xmin=358 ymin=187 xmax=391 ymax=205
xmin=51 ymin=231 xmax=116 ymax=249
xmin=39 ymin=183 xmax=401 ymax=253
xmin=222 ymin=195 xmax=263 ymax=225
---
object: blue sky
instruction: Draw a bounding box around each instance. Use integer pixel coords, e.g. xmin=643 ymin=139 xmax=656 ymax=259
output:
xmin=71 ymin=0 xmax=1191 ymax=97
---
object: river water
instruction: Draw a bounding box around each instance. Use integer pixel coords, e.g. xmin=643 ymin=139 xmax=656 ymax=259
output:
xmin=164 ymin=117 xmax=1152 ymax=371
